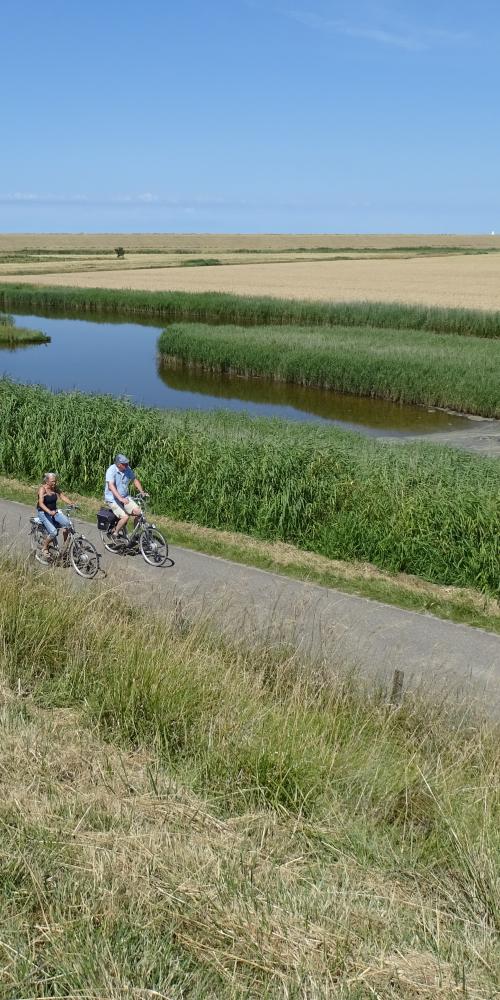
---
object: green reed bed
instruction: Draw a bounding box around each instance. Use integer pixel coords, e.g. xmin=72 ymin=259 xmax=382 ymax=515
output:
xmin=180 ymin=257 xmax=221 ymax=266
xmin=1 ymin=379 xmax=499 ymax=593
xmin=0 ymin=559 xmax=499 ymax=998
xmin=0 ymin=311 xmax=49 ymax=345
xmin=1 ymin=281 xmax=500 ymax=337
xmin=159 ymin=321 xmax=500 ymax=417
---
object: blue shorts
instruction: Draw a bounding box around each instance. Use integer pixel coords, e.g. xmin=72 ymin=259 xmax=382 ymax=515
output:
xmin=37 ymin=509 xmax=71 ymax=539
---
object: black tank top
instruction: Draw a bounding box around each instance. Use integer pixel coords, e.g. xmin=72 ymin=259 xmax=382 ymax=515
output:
xmin=37 ymin=489 xmax=59 ymax=513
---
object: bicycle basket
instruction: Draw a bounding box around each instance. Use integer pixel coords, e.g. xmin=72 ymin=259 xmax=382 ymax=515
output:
xmin=97 ymin=507 xmax=118 ymax=531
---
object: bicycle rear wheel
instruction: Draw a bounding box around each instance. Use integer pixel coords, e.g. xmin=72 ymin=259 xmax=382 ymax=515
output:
xmin=140 ymin=527 xmax=168 ymax=566
xmin=71 ymin=537 xmax=99 ymax=579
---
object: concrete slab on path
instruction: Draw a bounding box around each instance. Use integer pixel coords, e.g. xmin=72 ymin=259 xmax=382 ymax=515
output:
xmin=1 ymin=497 xmax=499 ymax=717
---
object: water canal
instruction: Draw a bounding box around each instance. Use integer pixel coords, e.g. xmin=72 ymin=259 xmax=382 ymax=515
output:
xmin=1 ymin=311 xmax=473 ymax=436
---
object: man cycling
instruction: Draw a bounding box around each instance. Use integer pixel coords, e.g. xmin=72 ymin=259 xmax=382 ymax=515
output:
xmin=104 ymin=453 xmax=147 ymax=544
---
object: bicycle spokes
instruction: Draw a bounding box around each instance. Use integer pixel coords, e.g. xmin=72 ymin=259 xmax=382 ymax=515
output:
xmin=71 ymin=537 xmax=99 ymax=579
xmin=139 ymin=527 xmax=169 ymax=567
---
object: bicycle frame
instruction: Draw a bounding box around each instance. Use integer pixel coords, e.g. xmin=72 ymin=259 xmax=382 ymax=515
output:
xmin=125 ymin=499 xmax=159 ymax=544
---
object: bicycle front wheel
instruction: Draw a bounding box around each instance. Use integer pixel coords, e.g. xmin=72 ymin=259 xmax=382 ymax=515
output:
xmin=32 ymin=527 xmax=57 ymax=564
xmin=70 ymin=537 xmax=99 ymax=579
xmin=140 ymin=527 xmax=168 ymax=567
xmin=30 ymin=523 xmax=45 ymax=555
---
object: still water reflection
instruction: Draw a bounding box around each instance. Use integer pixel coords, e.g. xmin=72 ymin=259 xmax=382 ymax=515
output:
xmin=2 ymin=311 xmax=472 ymax=437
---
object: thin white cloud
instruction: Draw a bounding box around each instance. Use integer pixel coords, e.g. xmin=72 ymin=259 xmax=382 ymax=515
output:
xmin=0 ymin=191 xmax=316 ymax=212
xmin=0 ymin=192 xmax=162 ymax=206
xmin=285 ymin=8 xmax=470 ymax=51
xmin=0 ymin=192 xmax=242 ymax=208
xmin=3 ymin=192 xmax=89 ymax=204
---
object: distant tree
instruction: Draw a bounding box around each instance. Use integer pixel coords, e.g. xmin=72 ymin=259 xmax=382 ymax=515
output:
xmin=115 ymin=247 xmax=125 ymax=259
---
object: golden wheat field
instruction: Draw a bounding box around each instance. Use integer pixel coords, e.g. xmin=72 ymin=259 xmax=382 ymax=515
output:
xmin=1 ymin=233 xmax=499 ymax=308
xmin=1 ymin=233 xmax=500 ymax=252
xmin=2 ymin=251 xmax=500 ymax=309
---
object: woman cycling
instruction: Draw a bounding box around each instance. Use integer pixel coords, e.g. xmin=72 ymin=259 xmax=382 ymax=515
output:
xmin=36 ymin=472 xmax=73 ymax=558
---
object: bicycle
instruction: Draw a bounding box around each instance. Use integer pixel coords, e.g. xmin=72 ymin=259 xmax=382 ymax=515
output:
xmin=97 ymin=494 xmax=169 ymax=567
xmin=30 ymin=505 xmax=100 ymax=579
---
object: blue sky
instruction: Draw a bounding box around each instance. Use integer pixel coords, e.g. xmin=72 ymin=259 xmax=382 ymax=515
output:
xmin=1 ymin=0 xmax=499 ymax=233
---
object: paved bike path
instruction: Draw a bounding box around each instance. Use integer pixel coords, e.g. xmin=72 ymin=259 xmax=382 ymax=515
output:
xmin=1 ymin=497 xmax=499 ymax=716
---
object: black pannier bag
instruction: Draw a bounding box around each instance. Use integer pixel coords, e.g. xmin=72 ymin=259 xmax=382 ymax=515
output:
xmin=97 ymin=507 xmax=118 ymax=531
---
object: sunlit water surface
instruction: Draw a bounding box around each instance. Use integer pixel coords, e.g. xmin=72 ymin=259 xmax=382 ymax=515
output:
xmin=2 ymin=311 xmax=473 ymax=437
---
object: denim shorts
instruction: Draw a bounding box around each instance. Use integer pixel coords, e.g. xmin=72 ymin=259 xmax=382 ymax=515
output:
xmin=37 ymin=509 xmax=71 ymax=539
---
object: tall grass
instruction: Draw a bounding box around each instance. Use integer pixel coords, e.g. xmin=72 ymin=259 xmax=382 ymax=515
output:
xmin=159 ymin=322 xmax=500 ymax=417
xmin=0 ymin=558 xmax=499 ymax=997
xmin=1 ymin=282 xmax=500 ymax=336
xmin=1 ymin=379 xmax=499 ymax=593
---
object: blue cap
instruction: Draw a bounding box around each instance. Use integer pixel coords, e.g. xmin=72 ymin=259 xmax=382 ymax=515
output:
xmin=115 ymin=453 xmax=129 ymax=465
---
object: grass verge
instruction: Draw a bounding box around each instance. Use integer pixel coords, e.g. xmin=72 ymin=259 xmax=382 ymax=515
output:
xmin=1 ymin=282 xmax=500 ymax=336
xmin=1 ymin=473 xmax=499 ymax=634
xmin=159 ymin=321 xmax=500 ymax=417
xmin=0 ymin=556 xmax=499 ymax=997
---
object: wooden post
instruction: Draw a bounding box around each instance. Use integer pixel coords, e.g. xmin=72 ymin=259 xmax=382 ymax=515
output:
xmin=173 ymin=597 xmax=184 ymax=635
xmin=390 ymin=668 xmax=404 ymax=706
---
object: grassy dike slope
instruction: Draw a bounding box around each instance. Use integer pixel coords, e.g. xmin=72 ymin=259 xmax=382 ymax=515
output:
xmin=1 ymin=557 xmax=499 ymax=998
xmin=159 ymin=322 xmax=500 ymax=416
xmin=1 ymin=380 xmax=499 ymax=593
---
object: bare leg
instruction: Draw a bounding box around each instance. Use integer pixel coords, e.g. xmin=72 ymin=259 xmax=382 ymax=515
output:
xmin=113 ymin=513 xmax=129 ymax=537
xmin=128 ymin=508 xmax=141 ymax=539
xmin=42 ymin=531 xmax=55 ymax=557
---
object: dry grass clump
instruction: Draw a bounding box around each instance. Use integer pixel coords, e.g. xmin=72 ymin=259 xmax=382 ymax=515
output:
xmin=0 ymin=557 xmax=499 ymax=997
xmin=0 ymin=696 xmax=477 ymax=998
